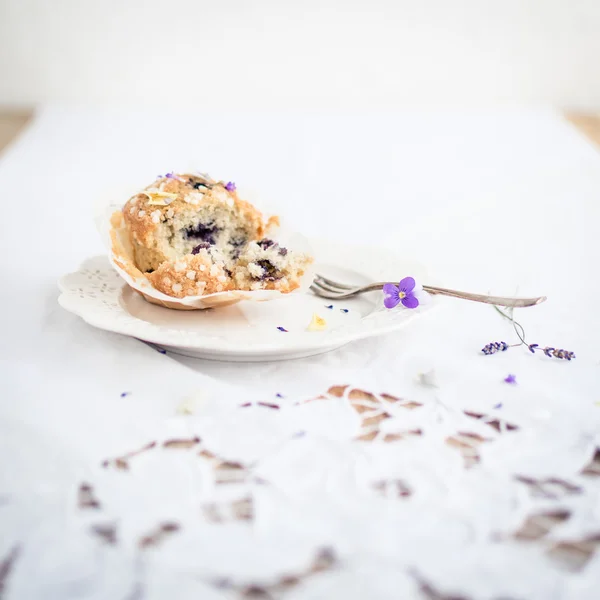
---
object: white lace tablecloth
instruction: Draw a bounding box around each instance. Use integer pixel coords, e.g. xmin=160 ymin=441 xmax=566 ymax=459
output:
xmin=2 ymin=108 xmax=600 ymax=599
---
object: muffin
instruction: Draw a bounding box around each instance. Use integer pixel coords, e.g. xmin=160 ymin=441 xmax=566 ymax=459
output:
xmin=120 ymin=172 xmax=312 ymax=298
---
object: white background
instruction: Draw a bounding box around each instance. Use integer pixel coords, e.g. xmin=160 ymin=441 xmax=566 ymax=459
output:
xmin=1 ymin=0 xmax=600 ymax=109
xmin=2 ymin=2 xmax=600 ymax=597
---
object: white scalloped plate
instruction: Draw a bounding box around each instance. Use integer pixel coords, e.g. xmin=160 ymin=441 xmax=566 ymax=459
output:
xmin=58 ymin=239 xmax=437 ymax=361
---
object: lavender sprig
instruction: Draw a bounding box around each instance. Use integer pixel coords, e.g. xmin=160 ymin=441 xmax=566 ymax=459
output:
xmin=530 ymin=344 xmax=575 ymax=360
xmin=482 ymin=341 xmax=509 ymax=355
xmin=481 ymin=306 xmax=575 ymax=360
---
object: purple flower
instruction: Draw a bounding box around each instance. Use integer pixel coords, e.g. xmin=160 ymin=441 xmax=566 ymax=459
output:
xmin=161 ymin=172 xmax=185 ymax=182
xmin=225 ymin=181 xmax=236 ymax=192
xmin=504 ymin=374 xmax=517 ymax=384
xmin=383 ymin=277 xmax=419 ymax=309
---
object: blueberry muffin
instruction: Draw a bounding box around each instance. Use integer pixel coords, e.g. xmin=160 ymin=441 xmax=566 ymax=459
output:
xmin=120 ymin=173 xmax=312 ymax=298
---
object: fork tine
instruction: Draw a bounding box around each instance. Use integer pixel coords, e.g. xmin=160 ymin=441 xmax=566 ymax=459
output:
xmin=310 ymin=280 xmax=340 ymax=294
xmin=309 ymin=282 xmax=344 ymax=299
xmin=314 ymin=274 xmax=354 ymax=290
xmin=312 ymin=278 xmax=350 ymax=293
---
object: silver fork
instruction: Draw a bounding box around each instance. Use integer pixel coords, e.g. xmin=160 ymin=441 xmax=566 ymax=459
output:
xmin=311 ymin=275 xmax=547 ymax=308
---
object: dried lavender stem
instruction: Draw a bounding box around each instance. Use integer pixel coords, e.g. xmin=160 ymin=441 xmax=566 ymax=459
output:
xmin=493 ymin=305 xmax=527 ymax=345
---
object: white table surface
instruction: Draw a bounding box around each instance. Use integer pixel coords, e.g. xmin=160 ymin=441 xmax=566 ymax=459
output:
xmin=2 ymin=107 xmax=600 ymax=599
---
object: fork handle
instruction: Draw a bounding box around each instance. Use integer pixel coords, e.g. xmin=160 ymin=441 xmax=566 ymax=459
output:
xmin=364 ymin=283 xmax=546 ymax=308
xmin=422 ymin=285 xmax=546 ymax=308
